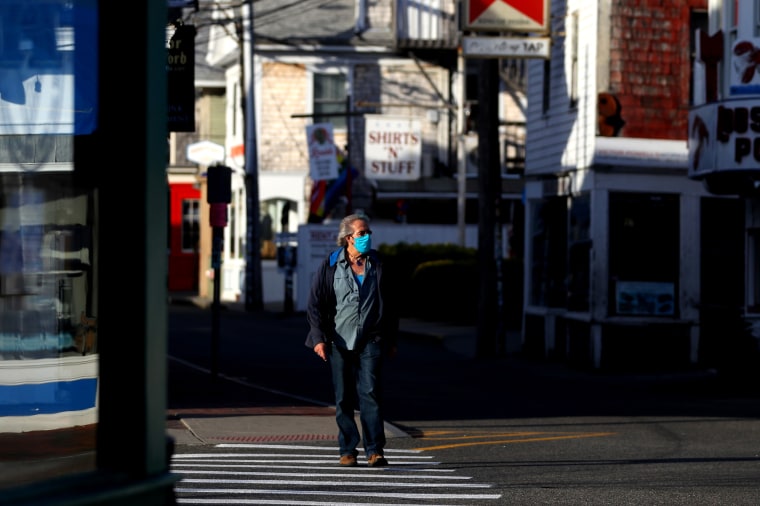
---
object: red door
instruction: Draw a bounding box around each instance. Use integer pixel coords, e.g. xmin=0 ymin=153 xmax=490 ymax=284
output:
xmin=168 ymin=182 xmax=200 ymax=292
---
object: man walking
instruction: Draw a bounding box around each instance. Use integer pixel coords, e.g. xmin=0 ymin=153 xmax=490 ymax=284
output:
xmin=305 ymin=213 xmax=398 ymax=467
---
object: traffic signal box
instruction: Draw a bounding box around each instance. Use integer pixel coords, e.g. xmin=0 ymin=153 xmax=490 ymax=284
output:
xmin=207 ymin=164 xmax=232 ymax=204
xmin=207 ymin=164 xmax=231 ymax=228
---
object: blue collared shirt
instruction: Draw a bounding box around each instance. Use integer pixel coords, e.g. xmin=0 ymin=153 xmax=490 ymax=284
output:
xmin=332 ymin=255 xmax=379 ymax=350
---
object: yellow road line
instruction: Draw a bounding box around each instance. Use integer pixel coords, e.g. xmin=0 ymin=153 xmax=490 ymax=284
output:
xmin=413 ymin=432 xmax=616 ymax=451
xmin=418 ymin=431 xmax=552 ymax=440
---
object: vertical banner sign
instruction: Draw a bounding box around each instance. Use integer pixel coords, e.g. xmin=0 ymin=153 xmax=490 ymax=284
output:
xmin=465 ymin=0 xmax=550 ymax=34
xmin=168 ymin=24 xmax=196 ymax=132
xmin=364 ymin=115 xmax=422 ymax=181
xmin=730 ymin=38 xmax=760 ymax=95
xmin=306 ymin=123 xmax=340 ymax=181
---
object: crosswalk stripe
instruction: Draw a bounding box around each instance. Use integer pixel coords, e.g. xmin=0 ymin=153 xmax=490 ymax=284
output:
xmin=214 ymin=444 xmax=421 ymax=452
xmin=171 ymin=463 xmax=454 ymax=472
xmin=175 ymin=469 xmax=470 ymax=480
xmin=175 ymin=487 xmax=503 ymax=500
xmin=179 ymin=478 xmax=492 ymax=488
xmin=172 ymin=442 xmax=502 ymax=504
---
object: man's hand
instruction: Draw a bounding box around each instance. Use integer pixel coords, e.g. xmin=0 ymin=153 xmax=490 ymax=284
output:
xmin=314 ymin=342 xmax=327 ymax=361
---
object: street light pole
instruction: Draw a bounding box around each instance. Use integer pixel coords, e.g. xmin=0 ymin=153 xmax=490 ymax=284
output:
xmin=242 ymin=0 xmax=263 ymax=311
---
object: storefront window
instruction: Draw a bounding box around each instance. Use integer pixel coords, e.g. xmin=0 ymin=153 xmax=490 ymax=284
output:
xmin=0 ymin=0 xmax=98 ymax=489
xmin=181 ymin=199 xmax=200 ymax=252
xmin=746 ymin=199 xmax=760 ymax=314
xmin=529 ymin=197 xmax=568 ymax=307
xmin=567 ymin=194 xmax=591 ymax=311
xmin=313 ymin=72 xmax=347 ymax=130
xmin=608 ymin=192 xmax=679 ymax=316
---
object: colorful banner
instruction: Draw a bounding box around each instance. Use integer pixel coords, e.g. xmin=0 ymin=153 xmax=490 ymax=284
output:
xmin=308 ymin=154 xmax=358 ymax=223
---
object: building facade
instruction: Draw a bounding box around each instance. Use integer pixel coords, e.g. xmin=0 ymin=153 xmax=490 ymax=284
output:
xmin=689 ymin=0 xmax=760 ymax=370
xmin=199 ymin=0 xmax=527 ymax=304
xmin=522 ymin=0 xmax=743 ymax=371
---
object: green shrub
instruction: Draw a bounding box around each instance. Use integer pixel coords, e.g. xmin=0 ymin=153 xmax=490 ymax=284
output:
xmin=378 ymin=242 xmax=475 ymax=282
xmin=378 ymin=242 xmax=524 ymax=326
xmin=409 ymin=259 xmax=479 ymax=324
xmin=378 ymin=243 xmax=478 ymax=322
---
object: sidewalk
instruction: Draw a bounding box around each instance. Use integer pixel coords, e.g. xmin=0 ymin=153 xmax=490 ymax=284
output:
xmin=166 ymin=380 xmax=411 ymax=447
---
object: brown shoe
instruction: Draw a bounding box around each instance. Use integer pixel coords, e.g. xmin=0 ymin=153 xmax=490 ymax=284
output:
xmin=367 ymin=454 xmax=388 ymax=467
xmin=339 ymin=454 xmax=357 ymax=466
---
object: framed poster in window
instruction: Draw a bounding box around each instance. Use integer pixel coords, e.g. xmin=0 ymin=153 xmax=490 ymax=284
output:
xmin=615 ymin=281 xmax=675 ymax=316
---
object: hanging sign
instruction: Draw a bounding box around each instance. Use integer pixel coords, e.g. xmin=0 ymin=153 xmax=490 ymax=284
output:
xmin=465 ymin=0 xmax=550 ymax=34
xmin=168 ymin=24 xmax=196 ymax=132
xmin=364 ymin=115 xmax=422 ymax=181
xmin=306 ymin=123 xmax=340 ymax=181
xmin=187 ymin=140 xmax=225 ymax=166
xmin=463 ymin=36 xmax=551 ymax=58
xmin=730 ymin=38 xmax=760 ymax=96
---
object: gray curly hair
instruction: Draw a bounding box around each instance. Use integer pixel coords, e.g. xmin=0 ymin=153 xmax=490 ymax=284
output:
xmin=336 ymin=213 xmax=370 ymax=247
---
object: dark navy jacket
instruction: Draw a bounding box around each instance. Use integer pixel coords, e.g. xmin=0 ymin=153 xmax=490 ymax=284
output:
xmin=305 ymin=247 xmax=399 ymax=351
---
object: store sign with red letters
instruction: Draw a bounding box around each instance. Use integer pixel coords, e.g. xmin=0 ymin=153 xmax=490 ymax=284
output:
xmin=364 ymin=115 xmax=422 ymax=181
xmin=465 ymin=0 xmax=550 ymax=34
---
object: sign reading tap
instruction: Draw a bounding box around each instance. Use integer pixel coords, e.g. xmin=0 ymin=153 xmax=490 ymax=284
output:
xmin=465 ymin=0 xmax=550 ymax=34
xmin=463 ymin=36 xmax=550 ymax=58
xmin=364 ymin=115 xmax=422 ymax=181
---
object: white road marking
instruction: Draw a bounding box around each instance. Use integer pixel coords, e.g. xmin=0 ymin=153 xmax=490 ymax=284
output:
xmin=172 ymin=442 xmax=502 ymax=504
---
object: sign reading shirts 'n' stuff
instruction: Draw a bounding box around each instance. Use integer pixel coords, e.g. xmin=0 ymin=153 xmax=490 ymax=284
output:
xmin=364 ymin=116 xmax=422 ymax=181
xmin=306 ymin=123 xmax=340 ymax=181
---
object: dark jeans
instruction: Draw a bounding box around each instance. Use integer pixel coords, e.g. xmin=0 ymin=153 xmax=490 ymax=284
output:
xmin=329 ymin=339 xmax=386 ymax=457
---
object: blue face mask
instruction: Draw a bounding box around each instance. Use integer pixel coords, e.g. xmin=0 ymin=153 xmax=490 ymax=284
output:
xmin=353 ymin=234 xmax=371 ymax=254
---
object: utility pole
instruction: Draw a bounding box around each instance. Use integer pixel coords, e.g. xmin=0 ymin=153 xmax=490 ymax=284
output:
xmin=242 ymin=0 xmax=263 ymax=311
xmin=476 ymin=57 xmax=501 ymax=358
xmin=345 ymin=94 xmax=354 ymax=213
xmin=456 ymin=49 xmax=467 ymax=247
xmin=462 ymin=0 xmax=549 ymax=359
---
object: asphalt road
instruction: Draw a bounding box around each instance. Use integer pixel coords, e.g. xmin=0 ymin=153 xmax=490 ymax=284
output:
xmin=169 ymin=303 xmax=760 ymax=505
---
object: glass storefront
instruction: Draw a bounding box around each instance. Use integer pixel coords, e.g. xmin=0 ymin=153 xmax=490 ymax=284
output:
xmin=0 ymin=0 xmax=99 ymax=488
xmin=2 ymin=2 xmax=176 ymax=502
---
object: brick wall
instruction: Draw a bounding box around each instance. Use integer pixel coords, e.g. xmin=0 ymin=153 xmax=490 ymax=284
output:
xmin=257 ymin=57 xmax=451 ymax=179
xmin=608 ymin=0 xmax=706 ymax=140
xmin=258 ymin=61 xmax=310 ymax=172
xmin=367 ymin=0 xmax=393 ymax=30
